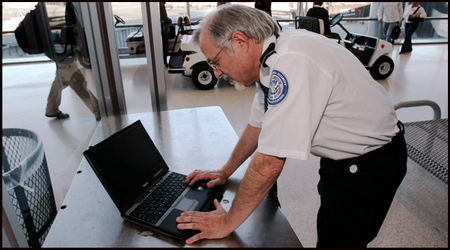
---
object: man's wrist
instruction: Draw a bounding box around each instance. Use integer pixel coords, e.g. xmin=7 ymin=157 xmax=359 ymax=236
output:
xmin=223 ymin=213 xmax=240 ymax=233
xmin=221 ymin=164 xmax=234 ymax=178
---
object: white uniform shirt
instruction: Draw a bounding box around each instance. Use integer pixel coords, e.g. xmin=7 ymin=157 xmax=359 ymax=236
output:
xmin=403 ymin=4 xmax=427 ymax=24
xmin=377 ymin=2 xmax=404 ymax=23
xmin=249 ymin=30 xmax=399 ymax=160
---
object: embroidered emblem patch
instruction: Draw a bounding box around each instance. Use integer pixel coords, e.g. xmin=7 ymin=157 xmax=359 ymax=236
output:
xmin=268 ymin=70 xmax=289 ymax=105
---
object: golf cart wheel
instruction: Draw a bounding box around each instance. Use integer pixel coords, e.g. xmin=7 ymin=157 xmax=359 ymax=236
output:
xmin=192 ymin=62 xmax=217 ymax=90
xmin=370 ymin=55 xmax=394 ymax=80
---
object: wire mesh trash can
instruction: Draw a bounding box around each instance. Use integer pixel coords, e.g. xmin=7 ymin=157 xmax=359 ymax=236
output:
xmin=2 ymin=128 xmax=57 ymax=248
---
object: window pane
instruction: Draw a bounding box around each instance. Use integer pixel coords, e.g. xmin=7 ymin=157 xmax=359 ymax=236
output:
xmin=272 ymin=2 xmax=297 ymax=20
xmin=111 ymin=2 xmax=142 ymax=23
xmin=328 ymin=2 xmax=371 ymax=16
xmin=2 ymin=2 xmax=43 ymax=61
xmin=111 ymin=2 xmax=143 ymax=54
xmin=189 ymin=2 xmax=216 ymax=22
xmin=165 ymin=2 xmax=188 ymax=23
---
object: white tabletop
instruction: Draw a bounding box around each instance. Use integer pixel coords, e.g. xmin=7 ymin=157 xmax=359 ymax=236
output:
xmin=43 ymin=106 xmax=302 ymax=247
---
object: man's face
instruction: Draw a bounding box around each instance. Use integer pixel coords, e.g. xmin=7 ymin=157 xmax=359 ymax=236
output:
xmin=199 ymin=30 xmax=259 ymax=86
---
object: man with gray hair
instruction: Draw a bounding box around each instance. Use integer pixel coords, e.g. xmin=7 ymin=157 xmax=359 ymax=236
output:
xmin=177 ymin=5 xmax=407 ymax=247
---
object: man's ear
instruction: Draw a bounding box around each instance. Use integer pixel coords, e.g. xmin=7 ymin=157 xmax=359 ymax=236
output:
xmin=230 ymin=31 xmax=250 ymax=52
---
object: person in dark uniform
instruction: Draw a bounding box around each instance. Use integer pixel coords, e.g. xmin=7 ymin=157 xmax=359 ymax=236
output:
xmin=160 ymin=2 xmax=172 ymax=67
xmin=255 ymin=1 xmax=272 ymax=16
xmin=306 ymin=2 xmax=331 ymax=35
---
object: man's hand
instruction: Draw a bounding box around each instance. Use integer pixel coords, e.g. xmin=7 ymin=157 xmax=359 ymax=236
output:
xmin=185 ymin=169 xmax=229 ymax=188
xmin=176 ymin=199 xmax=235 ymax=244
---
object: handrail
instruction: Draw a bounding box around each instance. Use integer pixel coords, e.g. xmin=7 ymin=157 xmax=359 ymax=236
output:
xmin=276 ymin=16 xmax=448 ymax=23
xmin=394 ymin=100 xmax=442 ymax=120
xmin=3 ymin=22 xmax=202 ymax=34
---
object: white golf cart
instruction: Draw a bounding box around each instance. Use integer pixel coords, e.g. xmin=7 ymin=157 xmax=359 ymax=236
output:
xmin=168 ymin=34 xmax=217 ymax=90
xmin=167 ymin=18 xmax=218 ymax=90
xmin=329 ymin=13 xmax=395 ymax=79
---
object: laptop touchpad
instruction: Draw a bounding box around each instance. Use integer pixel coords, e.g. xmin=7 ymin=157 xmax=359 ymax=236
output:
xmin=174 ymin=198 xmax=198 ymax=211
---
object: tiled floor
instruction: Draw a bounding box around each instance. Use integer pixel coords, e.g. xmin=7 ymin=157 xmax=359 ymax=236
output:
xmin=2 ymin=43 xmax=448 ymax=247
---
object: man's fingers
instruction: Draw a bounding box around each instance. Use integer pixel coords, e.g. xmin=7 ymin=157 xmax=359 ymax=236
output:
xmin=185 ymin=232 xmax=206 ymax=245
xmin=180 ymin=210 xmax=206 ymax=217
xmin=189 ymin=173 xmax=215 ymax=186
xmin=213 ymin=199 xmax=223 ymax=210
xmin=206 ymin=179 xmax=218 ymax=188
xmin=177 ymin=222 xmax=201 ymax=230
xmin=185 ymin=170 xmax=202 ymax=183
xmin=176 ymin=216 xmax=201 ymax=223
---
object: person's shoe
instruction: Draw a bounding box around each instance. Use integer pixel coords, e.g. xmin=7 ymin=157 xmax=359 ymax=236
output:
xmin=45 ymin=111 xmax=70 ymax=120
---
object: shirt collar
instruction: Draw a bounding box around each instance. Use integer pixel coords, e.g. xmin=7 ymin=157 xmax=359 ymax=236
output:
xmin=259 ymin=34 xmax=278 ymax=67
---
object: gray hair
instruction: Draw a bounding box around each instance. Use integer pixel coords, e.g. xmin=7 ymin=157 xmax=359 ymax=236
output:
xmin=193 ymin=4 xmax=279 ymax=49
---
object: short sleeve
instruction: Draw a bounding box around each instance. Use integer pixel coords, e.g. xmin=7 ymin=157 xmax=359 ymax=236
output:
xmin=419 ymin=7 xmax=427 ymax=17
xmin=256 ymin=52 xmax=335 ymax=160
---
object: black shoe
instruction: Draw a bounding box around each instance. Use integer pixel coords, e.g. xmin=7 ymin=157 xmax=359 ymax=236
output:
xmin=46 ymin=111 xmax=70 ymax=120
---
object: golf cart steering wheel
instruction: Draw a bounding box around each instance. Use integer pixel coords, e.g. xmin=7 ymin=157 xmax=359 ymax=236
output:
xmin=330 ymin=13 xmax=343 ymax=27
xmin=114 ymin=15 xmax=125 ymax=27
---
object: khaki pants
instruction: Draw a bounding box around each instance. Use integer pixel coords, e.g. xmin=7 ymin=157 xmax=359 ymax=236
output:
xmin=46 ymin=60 xmax=100 ymax=119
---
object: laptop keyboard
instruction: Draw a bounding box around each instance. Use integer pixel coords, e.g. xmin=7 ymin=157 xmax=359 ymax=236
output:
xmin=130 ymin=172 xmax=187 ymax=225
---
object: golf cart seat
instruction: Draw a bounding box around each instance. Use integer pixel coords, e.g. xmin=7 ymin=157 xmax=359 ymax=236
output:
xmin=295 ymin=16 xmax=325 ymax=35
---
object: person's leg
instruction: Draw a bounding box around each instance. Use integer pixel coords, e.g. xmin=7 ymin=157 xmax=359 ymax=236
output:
xmin=385 ymin=22 xmax=396 ymax=43
xmin=407 ymin=22 xmax=419 ymax=52
xmin=382 ymin=22 xmax=389 ymax=41
xmin=68 ymin=70 xmax=101 ymax=120
xmin=401 ymin=23 xmax=416 ymax=53
xmin=45 ymin=68 xmax=69 ymax=119
xmin=316 ymin=131 xmax=407 ymax=247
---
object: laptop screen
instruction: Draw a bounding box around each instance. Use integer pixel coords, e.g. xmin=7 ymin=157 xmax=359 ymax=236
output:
xmin=84 ymin=120 xmax=169 ymax=213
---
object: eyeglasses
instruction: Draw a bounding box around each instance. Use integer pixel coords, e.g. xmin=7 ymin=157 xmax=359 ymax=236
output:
xmin=207 ymin=47 xmax=226 ymax=70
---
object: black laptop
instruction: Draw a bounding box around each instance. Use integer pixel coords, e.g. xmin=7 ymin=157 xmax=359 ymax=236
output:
xmin=83 ymin=120 xmax=223 ymax=241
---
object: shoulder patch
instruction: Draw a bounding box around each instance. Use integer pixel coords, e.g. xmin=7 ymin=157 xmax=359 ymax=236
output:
xmin=268 ymin=70 xmax=289 ymax=105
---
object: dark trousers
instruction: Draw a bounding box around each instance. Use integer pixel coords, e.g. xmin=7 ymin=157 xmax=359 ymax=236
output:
xmin=400 ymin=22 xmax=419 ymax=53
xmin=316 ymin=123 xmax=407 ymax=247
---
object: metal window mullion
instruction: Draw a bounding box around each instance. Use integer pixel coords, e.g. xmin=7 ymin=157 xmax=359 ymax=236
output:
xmin=79 ymin=2 xmax=127 ymax=116
xmin=100 ymin=3 xmax=127 ymax=115
xmin=78 ymin=2 xmax=109 ymax=117
xmin=142 ymin=2 xmax=167 ymax=112
xmin=187 ymin=2 xmax=191 ymax=18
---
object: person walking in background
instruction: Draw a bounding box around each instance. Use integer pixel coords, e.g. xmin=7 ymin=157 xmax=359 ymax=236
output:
xmin=377 ymin=2 xmax=404 ymax=43
xmin=160 ymin=2 xmax=172 ymax=67
xmin=45 ymin=2 xmax=100 ymax=121
xmin=45 ymin=54 xmax=100 ymax=120
xmin=306 ymin=2 xmax=331 ymax=36
xmin=400 ymin=2 xmax=427 ymax=54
